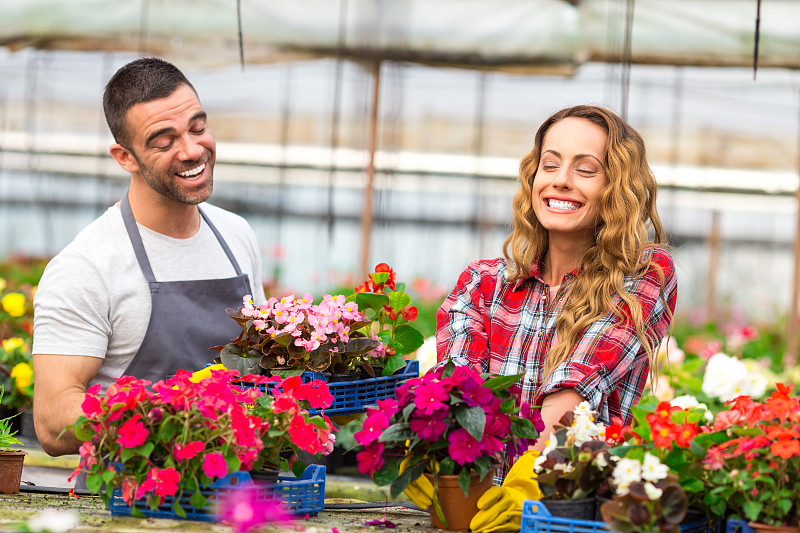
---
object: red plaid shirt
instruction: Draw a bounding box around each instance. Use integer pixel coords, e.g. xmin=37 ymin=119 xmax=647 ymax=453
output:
xmin=436 ymin=247 xmax=677 ymax=425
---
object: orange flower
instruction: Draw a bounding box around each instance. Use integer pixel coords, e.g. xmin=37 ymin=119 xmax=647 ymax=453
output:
xmin=771 ymin=439 xmax=800 ymax=459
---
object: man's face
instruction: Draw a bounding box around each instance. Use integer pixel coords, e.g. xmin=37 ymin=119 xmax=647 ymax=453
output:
xmin=124 ymin=84 xmax=216 ymax=205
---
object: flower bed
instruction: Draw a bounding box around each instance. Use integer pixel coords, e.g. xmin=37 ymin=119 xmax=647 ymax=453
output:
xmin=107 ymin=464 xmax=326 ymax=520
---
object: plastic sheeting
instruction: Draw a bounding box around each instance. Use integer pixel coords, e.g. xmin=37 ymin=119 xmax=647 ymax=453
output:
xmin=0 ymin=0 xmax=797 ymax=72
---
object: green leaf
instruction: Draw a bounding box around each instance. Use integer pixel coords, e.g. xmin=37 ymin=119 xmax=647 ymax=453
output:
xmin=455 ymin=405 xmax=486 ymax=441
xmin=157 ymin=420 xmax=181 ymax=444
xmin=379 ymin=422 xmax=414 ymax=443
xmin=270 ymin=367 xmax=305 ymax=379
xmin=742 ymin=501 xmax=763 ymax=522
xmin=173 ymin=500 xmax=187 ymax=519
xmin=387 ymin=291 xmax=412 ymax=312
xmin=402 ymin=402 xmax=416 ymax=421
xmin=292 ymin=459 xmax=306 ymax=478
xmin=135 ymin=441 xmax=155 ymax=458
xmin=370 ymin=272 xmax=390 ymax=285
xmin=73 ymin=421 xmax=94 ymax=442
xmin=102 ymin=469 xmax=116 ymax=484
xmin=120 ymin=447 xmax=135 ymax=463
xmin=458 ymin=468 xmax=472 ymax=497
xmin=483 ymin=373 xmax=525 ymax=391
xmin=382 ymin=354 xmax=407 ymax=376
xmin=131 ymin=506 xmax=145 ymax=518
xmin=372 ymin=460 xmax=400 ymax=487
xmin=189 ymin=490 xmax=207 ymax=510
xmin=510 ymin=417 xmax=539 ymax=439
xmin=391 ymin=325 xmax=425 ymax=356
xmin=85 ymin=474 xmax=103 ymax=493
xmin=355 ymin=292 xmax=390 ymax=313
xmin=680 ymin=478 xmax=704 ymax=494
xmin=439 ymin=457 xmax=455 ymax=476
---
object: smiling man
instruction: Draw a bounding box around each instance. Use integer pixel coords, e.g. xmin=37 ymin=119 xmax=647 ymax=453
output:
xmin=32 ymin=58 xmax=267 ymax=457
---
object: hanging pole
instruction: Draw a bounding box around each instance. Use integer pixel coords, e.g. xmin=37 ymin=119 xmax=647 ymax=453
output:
xmin=359 ymin=59 xmax=381 ymax=282
xmin=236 ymin=0 xmax=245 ymax=71
xmin=620 ymin=0 xmax=635 ymax=119
xmin=705 ymin=210 xmax=721 ymax=323
xmin=785 ymin=86 xmax=800 ymax=368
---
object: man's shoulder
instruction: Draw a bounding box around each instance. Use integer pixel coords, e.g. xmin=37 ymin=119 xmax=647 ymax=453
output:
xmin=54 ymin=206 xmax=127 ymax=265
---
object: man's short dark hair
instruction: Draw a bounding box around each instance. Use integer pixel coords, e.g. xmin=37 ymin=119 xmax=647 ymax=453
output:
xmin=103 ymin=57 xmax=197 ymax=149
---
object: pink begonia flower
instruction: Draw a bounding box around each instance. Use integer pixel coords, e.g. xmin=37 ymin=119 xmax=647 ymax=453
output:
xmin=203 ymin=452 xmax=229 ymax=479
xmin=217 ymin=488 xmax=293 ymax=533
xmin=448 ymin=428 xmax=485 ymax=465
xmin=413 ymin=381 xmax=449 ymax=415
xmin=295 ymin=292 xmax=314 ymax=310
xmin=81 ymin=394 xmax=104 ymax=418
xmin=354 ymin=411 xmax=390 ymax=446
xmin=116 ymin=414 xmax=148 ymax=448
xmin=357 ymin=441 xmax=385 ymax=476
xmin=409 ymin=410 xmax=448 ymax=442
xmin=174 ymin=441 xmax=205 ymax=462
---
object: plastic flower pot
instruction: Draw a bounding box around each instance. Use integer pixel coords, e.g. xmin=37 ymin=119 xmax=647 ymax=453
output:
xmin=542 ymin=497 xmax=596 ymax=521
xmin=0 ymin=450 xmax=27 ymax=494
xmin=424 ymin=470 xmax=494 ymax=531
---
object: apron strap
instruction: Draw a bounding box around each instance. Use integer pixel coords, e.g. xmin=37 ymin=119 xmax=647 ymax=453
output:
xmin=120 ymin=190 xmax=244 ymax=281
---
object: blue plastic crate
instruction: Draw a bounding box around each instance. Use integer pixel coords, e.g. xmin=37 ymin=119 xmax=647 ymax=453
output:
xmin=521 ymin=500 xmax=710 ymax=533
xmin=240 ymin=359 xmax=419 ymax=416
xmin=107 ymin=464 xmax=326 ymax=521
xmin=724 ymin=519 xmax=754 ymax=533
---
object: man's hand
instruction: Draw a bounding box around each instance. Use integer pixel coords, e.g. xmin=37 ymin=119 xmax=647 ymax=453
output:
xmin=470 ymin=450 xmax=542 ymax=533
xmin=32 ymin=353 xmax=102 ymax=456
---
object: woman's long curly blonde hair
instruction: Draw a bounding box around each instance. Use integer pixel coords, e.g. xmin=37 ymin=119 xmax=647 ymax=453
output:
xmin=502 ymin=105 xmax=671 ymax=385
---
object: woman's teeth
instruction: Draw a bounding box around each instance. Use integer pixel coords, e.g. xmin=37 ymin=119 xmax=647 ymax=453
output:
xmin=548 ymin=199 xmax=579 ymax=210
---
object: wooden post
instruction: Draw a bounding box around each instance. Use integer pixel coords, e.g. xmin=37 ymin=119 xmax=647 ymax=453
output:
xmin=706 ymin=210 xmax=721 ymax=323
xmin=359 ymin=59 xmax=381 ymax=282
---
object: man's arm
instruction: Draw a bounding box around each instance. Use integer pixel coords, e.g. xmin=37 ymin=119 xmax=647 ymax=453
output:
xmin=32 ymin=354 xmax=103 ymax=456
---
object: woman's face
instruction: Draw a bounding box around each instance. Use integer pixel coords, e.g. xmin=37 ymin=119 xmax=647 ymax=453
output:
xmin=531 ymin=117 xmax=608 ymax=245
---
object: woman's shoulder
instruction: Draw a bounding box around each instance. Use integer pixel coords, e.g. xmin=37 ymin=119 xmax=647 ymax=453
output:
xmin=640 ymin=246 xmax=675 ymax=273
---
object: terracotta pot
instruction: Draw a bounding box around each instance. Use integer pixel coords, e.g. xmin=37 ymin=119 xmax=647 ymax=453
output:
xmin=0 ymin=450 xmax=27 ymax=494
xmin=748 ymin=522 xmax=800 ymax=533
xmin=424 ymin=470 xmax=495 ymax=531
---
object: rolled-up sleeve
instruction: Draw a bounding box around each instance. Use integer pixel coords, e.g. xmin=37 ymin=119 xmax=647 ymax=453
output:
xmin=436 ymin=260 xmax=491 ymax=372
xmin=535 ymin=248 xmax=677 ymax=422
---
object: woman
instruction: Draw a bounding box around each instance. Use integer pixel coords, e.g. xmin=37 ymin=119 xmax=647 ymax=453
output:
xmin=437 ymin=105 xmax=677 ymax=449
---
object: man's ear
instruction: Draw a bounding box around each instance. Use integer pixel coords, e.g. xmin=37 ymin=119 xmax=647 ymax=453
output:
xmin=109 ymin=144 xmax=140 ymax=174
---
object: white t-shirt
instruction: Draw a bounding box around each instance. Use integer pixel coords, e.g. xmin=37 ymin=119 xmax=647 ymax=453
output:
xmin=32 ymin=203 xmax=267 ymax=390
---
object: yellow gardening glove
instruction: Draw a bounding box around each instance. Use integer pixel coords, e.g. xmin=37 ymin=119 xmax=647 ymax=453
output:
xmin=399 ymin=457 xmax=434 ymax=510
xmin=189 ymin=364 xmax=226 ymax=383
xmin=470 ymin=450 xmax=542 ymax=533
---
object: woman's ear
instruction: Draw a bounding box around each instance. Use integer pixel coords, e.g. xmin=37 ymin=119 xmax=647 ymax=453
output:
xmin=109 ymin=144 xmax=140 ymax=174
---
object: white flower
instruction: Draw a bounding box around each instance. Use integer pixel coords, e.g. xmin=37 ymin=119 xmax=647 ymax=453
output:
xmin=593 ymin=453 xmax=608 ymax=469
xmin=26 ymin=509 xmax=80 ymax=533
xmin=658 ymin=336 xmax=685 ymax=364
xmin=672 ymin=394 xmax=713 ymax=423
xmin=644 ymin=482 xmax=663 ymax=500
xmin=702 ymin=352 xmax=749 ymax=402
xmin=742 ymin=360 xmax=769 ymax=399
xmin=615 ymin=480 xmax=630 ymax=495
xmin=612 ymin=458 xmax=642 ymax=486
xmin=533 ymin=432 xmax=558 ymax=473
xmin=553 ymin=462 xmax=574 ymax=474
xmin=573 ymin=401 xmax=594 ymax=417
xmin=641 ymin=452 xmax=669 ymax=482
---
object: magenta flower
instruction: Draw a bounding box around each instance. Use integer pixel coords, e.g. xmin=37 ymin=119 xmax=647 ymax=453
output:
xmin=357 ymin=441 xmax=385 ymax=476
xmin=354 ymin=411 xmax=390 ymax=446
xmin=376 ymin=398 xmax=399 ymax=419
xmin=461 ymin=378 xmax=495 ymax=408
xmin=413 ymin=381 xmax=449 ymax=415
xmin=448 ymin=428 xmax=485 ymax=465
xmin=116 ymin=414 xmax=148 ymax=448
xmin=217 ymin=488 xmax=293 ymax=533
xmin=203 ymin=452 xmax=229 ymax=479
xmin=409 ymin=410 xmax=449 ymax=442
xmin=149 ymin=466 xmax=181 ymax=497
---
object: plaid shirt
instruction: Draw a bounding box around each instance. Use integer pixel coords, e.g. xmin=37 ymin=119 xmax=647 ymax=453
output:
xmin=436 ymin=248 xmax=677 ymax=426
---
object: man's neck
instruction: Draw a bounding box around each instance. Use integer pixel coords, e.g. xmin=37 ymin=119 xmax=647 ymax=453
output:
xmin=126 ymin=182 xmax=202 ymax=239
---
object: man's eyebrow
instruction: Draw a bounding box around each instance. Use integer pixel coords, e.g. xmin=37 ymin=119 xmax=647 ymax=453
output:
xmin=144 ymin=112 xmax=208 ymax=147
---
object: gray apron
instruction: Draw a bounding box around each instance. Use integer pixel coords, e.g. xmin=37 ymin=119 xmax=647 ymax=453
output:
xmin=119 ymin=192 xmax=251 ymax=381
xmin=76 ymin=193 xmax=251 ymax=489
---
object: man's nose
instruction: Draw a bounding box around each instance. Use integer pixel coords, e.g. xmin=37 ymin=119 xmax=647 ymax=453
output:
xmin=177 ymin=134 xmax=205 ymax=161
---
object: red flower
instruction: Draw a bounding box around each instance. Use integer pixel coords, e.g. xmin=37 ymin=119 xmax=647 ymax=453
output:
xmin=174 ymin=441 xmax=205 ymax=462
xmin=203 ymin=452 xmax=229 ymax=479
xmin=150 ymin=466 xmax=181 ymax=497
xmin=116 ymin=414 xmax=148 ymax=449
xmin=771 ymin=438 xmax=800 ymax=459
xmin=674 ymin=422 xmax=699 ymax=448
xmin=401 ymin=306 xmax=418 ymax=321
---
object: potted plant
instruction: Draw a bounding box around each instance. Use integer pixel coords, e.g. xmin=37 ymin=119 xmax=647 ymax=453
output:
xmin=702 ymin=383 xmax=800 ymax=532
xmin=214 ymin=263 xmax=423 ymax=380
xmin=354 ymin=360 xmax=542 ymax=531
xmin=69 ymin=368 xmax=335 ymax=518
xmin=0 ymin=386 xmax=27 ymax=495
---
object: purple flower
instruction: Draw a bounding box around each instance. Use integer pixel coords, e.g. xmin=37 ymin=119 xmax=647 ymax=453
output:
xmin=217 ymin=488 xmax=293 ymax=533
xmin=413 ymin=381 xmax=449 ymax=415
xmin=523 ymin=403 xmax=545 ymax=434
xmin=409 ymin=410 xmax=449 ymax=442
xmin=485 ymin=413 xmax=511 ymax=439
xmin=461 ymin=378 xmax=495 ymax=408
xmin=448 ymin=428 xmax=485 ymax=465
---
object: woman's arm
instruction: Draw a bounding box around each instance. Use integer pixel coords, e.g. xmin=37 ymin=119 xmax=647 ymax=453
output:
xmin=532 ymin=388 xmax=585 ymax=452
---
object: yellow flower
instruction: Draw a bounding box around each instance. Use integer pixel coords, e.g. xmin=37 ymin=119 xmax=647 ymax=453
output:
xmin=10 ymin=362 xmax=33 ymax=392
xmin=1 ymin=293 xmax=26 ymax=317
xmin=0 ymin=278 xmax=6 ymax=291
xmin=2 ymin=337 xmax=25 ymax=352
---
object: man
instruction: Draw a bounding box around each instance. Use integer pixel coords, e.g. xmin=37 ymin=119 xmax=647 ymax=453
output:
xmin=32 ymin=57 xmax=266 ymax=456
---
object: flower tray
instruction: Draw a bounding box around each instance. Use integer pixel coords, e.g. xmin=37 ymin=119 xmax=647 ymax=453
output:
xmin=241 ymin=359 xmax=420 ymax=416
xmin=520 ymin=500 xmax=710 ymax=533
xmin=107 ymin=464 xmax=325 ymax=521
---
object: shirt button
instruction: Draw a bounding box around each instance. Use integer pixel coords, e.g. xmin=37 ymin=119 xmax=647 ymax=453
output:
xmin=528 ymin=376 xmax=535 ymax=383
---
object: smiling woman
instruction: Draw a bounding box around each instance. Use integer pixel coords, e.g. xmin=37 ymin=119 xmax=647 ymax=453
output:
xmin=434 ymin=105 xmax=678 ymax=500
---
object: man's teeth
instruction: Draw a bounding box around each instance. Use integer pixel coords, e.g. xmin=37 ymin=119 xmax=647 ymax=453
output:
xmin=549 ymin=199 xmax=579 ymax=210
xmin=178 ymin=163 xmax=205 ymax=178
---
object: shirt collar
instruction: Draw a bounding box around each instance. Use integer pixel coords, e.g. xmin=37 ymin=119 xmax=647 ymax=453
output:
xmin=511 ymin=257 xmax=581 ymax=291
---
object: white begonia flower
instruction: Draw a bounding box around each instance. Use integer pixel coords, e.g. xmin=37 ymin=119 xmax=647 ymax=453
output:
xmin=573 ymin=401 xmax=594 ymax=417
xmin=553 ymin=463 xmax=574 ymax=474
xmin=644 ymin=482 xmax=663 ymax=500
xmin=26 ymin=509 xmax=80 ymax=533
xmin=615 ymin=480 xmax=631 ymax=496
xmin=641 ymin=452 xmax=669 ymax=482
xmin=701 ymin=352 xmax=749 ymax=402
xmin=533 ymin=432 xmax=558 ymax=473
xmin=612 ymin=458 xmax=642 ymax=487
xmin=593 ymin=453 xmax=609 ymax=469
xmin=671 ymin=394 xmax=714 ymax=423
xmin=742 ymin=360 xmax=769 ymax=399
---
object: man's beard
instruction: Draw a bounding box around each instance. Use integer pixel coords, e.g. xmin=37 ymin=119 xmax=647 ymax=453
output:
xmin=134 ymin=151 xmax=214 ymax=206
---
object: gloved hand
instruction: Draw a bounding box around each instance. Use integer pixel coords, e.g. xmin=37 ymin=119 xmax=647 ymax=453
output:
xmin=470 ymin=450 xmax=542 ymax=533
xmin=188 ymin=364 xmax=226 ymax=383
xmin=399 ymin=457 xmax=434 ymax=510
